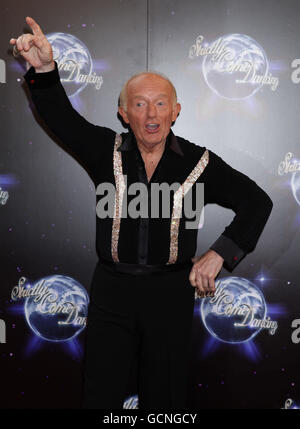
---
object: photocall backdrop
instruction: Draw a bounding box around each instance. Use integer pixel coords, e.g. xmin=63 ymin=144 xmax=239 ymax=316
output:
xmin=0 ymin=0 xmax=299 ymax=409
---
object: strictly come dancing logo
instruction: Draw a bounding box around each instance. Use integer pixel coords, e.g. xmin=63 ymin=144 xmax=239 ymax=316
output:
xmin=189 ymin=33 xmax=279 ymax=100
xmin=44 ymin=32 xmax=103 ymax=97
xmin=123 ymin=394 xmax=139 ymax=409
xmin=0 ymin=187 xmax=9 ymax=205
xmin=11 ymin=275 xmax=89 ymax=342
xmin=281 ymin=398 xmax=299 ymax=409
xmin=199 ymin=277 xmax=278 ymax=344
xmin=278 ymin=152 xmax=300 ymax=206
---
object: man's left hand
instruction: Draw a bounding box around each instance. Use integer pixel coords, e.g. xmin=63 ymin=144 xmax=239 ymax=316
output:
xmin=189 ymin=249 xmax=224 ymax=297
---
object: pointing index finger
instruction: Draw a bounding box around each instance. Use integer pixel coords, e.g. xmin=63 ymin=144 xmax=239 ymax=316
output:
xmin=25 ymin=16 xmax=43 ymax=36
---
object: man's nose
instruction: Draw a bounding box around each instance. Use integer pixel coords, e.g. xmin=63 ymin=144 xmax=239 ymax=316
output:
xmin=147 ymin=103 xmax=157 ymax=118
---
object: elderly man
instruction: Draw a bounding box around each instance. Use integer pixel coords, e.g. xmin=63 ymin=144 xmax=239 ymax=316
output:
xmin=10 ymin=17 xmax=273 ymax=409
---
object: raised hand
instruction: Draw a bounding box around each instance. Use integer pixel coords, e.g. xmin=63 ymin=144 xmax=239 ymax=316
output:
xmin=9 ymin=16 xmax=55 ymax=73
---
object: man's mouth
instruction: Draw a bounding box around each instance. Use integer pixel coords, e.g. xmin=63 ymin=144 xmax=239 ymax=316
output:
xmin=145 ymin=123 xmax=160 ymax=132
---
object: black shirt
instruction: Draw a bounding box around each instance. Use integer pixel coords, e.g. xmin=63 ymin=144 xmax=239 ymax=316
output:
xmin=23 ymin=62 xmax=273 ymax=271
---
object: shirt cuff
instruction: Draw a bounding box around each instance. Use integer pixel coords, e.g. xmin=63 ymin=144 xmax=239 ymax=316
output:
xmin=24 ymin=61 xmax=60 ymax=89
xmin=209 ymin=234 xmax=246 ymax=272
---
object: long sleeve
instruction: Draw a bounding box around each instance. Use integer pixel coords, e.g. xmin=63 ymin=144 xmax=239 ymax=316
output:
xmin=203 ymin=149 xmax=273 ymax=271
xmin=23 ymin=61 xmax=115 ymax=177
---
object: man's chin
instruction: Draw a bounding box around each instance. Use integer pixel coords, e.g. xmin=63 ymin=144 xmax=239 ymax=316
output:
xmin=140 ymin=132 xmax=167 ymax=147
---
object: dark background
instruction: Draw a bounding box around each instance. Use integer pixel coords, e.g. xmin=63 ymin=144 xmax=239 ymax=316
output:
xmin=0 ymin=0 xmax=299 ymax=409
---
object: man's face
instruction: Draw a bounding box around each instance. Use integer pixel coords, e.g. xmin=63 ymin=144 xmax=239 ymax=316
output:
xmin=118 ymin=74 xmax=181 ymax=150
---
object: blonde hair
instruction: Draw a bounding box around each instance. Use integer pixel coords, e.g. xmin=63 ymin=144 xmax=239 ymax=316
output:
xmin=119 ymin=71 xmax=178 ymax=112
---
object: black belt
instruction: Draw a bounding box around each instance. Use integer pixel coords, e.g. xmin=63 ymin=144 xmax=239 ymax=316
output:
xmin=98 ymin=258 xmax=193 ymax=275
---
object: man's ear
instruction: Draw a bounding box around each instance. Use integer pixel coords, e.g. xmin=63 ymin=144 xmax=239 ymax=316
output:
xmin=172 ymin=102 xmax=181 ymax=122
xmin=118 ymin=106 xmax=129 ymax=124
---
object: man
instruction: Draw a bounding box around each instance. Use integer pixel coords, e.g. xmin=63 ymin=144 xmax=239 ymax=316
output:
xmin=10 ymin=17 xmax=273 ymax=409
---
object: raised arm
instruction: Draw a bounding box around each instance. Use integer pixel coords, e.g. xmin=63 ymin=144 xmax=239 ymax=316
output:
xmin=10 ymin=17 xmax=115 ymax=176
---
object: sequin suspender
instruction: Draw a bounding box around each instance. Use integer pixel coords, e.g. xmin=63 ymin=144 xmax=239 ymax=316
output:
xmin=167 ymin=149 xmax=209 ymax=264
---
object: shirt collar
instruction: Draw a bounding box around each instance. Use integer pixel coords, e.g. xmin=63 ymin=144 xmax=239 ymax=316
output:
xmin=117 ymin=129 xmax=184 ymax=157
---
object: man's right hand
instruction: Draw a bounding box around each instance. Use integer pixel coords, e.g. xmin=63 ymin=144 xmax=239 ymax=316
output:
xmin=10 ymin=16 xmax=55 ymax=73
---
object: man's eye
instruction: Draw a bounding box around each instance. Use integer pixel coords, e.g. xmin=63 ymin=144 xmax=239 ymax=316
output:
xmin=136 ymin=102 xmax=144 ymax=107
xmin=157 ymin=101 xmax=164 ymax=106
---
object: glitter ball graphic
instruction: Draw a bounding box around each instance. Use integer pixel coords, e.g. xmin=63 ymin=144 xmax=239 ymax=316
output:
xmin=123 ymin=395 xmax=139 ymax=409
xmin=202 ymin=33 xmax=268 ymax=100
xmin=46 ymin=32 xmax=93 ymax=97
xmin=24 ymin=275 xmax=89 ymax=342
xmin=291 ymin=171 xmax=300 ymax=206
xmin=200 ymin=277 xmax=267 ymax=344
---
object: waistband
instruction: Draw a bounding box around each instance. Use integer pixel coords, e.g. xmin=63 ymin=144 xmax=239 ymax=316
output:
xmin=98 ymin=258 xmax=193 ymax=276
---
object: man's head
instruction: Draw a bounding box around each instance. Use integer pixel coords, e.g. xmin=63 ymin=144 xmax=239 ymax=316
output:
xmin=118 ymin=72 xmax=181 ymax=150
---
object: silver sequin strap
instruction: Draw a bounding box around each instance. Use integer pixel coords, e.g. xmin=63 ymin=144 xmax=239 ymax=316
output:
xmin=111 ymin=133 xmax=126 ymax=262
xmin=167 ymin=149 xmax=209 ymax=264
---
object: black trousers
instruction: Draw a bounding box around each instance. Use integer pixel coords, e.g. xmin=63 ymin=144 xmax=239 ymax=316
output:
xmin=83 ymin=261 xmax=195 ymax=409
